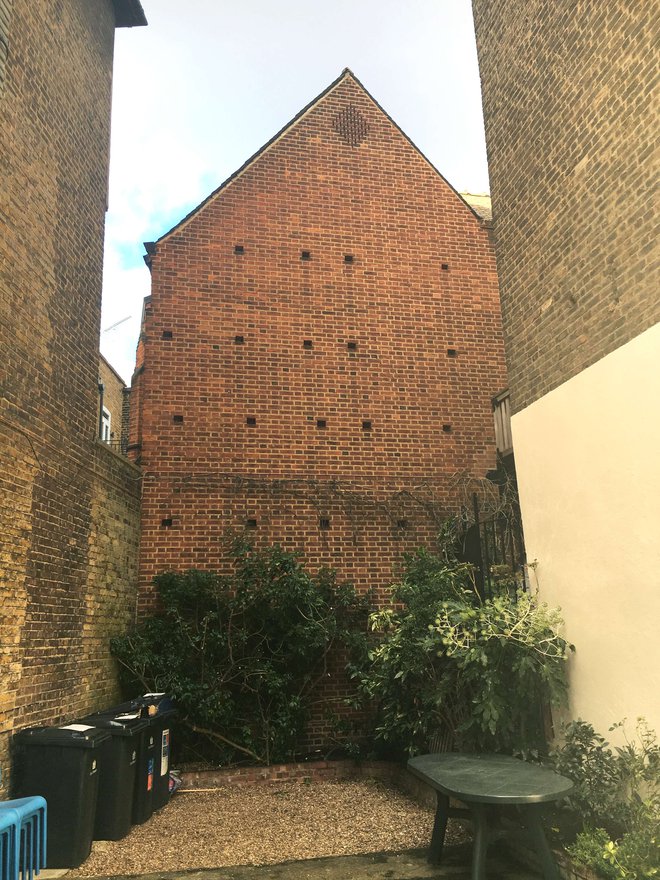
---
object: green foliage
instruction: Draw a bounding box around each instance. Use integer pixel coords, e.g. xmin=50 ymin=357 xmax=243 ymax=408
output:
xmin=569 ymin=824 xmax=660 ymax=879
xmin=352 ymin=546 xmax=572 ymax=757
xmin=111 ymin=544 xmax=369 ymax=765
xmin=551 ymin=720 xmax=624 ymax=830
xmin=552 ymin=719 xmax=660 ymax=879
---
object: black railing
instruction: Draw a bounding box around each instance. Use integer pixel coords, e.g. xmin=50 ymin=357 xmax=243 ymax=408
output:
xmin=461 ymin=489 xmax=526 ymax=600
xmin=99 ymin=437 xmax=129 ymax=456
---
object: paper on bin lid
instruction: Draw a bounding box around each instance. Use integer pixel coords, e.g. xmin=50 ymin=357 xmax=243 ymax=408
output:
xmin=59 ymin=724 xmax=94 ymax=731
xmin=114 ymin=712 xmax=141 ymax=720
xmin=143 ymin=692 xmax=166 ymax=697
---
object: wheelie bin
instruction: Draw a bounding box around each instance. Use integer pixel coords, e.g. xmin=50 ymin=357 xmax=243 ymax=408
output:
xmin=110 ymin=694 xmax=176 ymax=813
xmin=77 ymin=713 xmax=148 ymax=839
xmin=140 ymin=695 xmax=176 ymax=812
xmin=12 ymin=724 xmax=110 ymax=868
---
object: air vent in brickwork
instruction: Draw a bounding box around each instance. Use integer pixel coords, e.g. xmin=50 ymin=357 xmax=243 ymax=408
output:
xmin=333 ymin=105 xmax=369 ymax=146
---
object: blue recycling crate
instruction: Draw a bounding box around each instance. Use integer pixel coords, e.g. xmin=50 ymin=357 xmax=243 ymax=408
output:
xmin=0 ymin=798 xmax=47 ymax=880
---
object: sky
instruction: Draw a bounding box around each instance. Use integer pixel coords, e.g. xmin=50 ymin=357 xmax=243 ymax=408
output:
xmin=101 ymin=0 xmax=490 ymax=383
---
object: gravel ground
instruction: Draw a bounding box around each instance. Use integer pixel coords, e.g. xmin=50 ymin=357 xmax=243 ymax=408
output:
xmin=69 ymin=779 xmax=468 ymax=876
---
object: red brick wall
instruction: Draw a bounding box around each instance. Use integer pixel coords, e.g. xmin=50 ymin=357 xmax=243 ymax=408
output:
xmin=132 ymin=72 xmax=507 ymax=614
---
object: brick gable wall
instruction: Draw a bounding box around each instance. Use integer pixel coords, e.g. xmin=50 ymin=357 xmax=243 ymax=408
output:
xmin=133 ymin=73 xmax=507 ymax=601
xmin=130 ymin=74 xmax=508 ymax=742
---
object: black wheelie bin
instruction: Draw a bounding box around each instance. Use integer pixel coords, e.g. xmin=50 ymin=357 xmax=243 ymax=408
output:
xmin=77 ymin=712 xmax=149 ymax=839
xmin=12 ymin=724 xmax=110 ymax=868
xmin=110 ymin=694 xmax=176 ymax=813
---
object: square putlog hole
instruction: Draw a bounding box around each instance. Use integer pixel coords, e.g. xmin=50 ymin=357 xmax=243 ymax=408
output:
xmin=319 ymin=517 xmax=331 ymax=530
xmin=316 ymin=419 xmax=327 ymax=429
xmin=301 ymin=250 xmax=312 ymax=261
xmin=234 ymin=244 xmax=245 ymax=254
xmin=172 ymin=414 xmax=184 ymax=424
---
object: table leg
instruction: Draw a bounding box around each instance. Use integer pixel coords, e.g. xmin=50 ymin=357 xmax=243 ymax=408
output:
xmin=428 ymin=791 xmax=449 ymax=865
xmin=524 ymin=804 xmax=560 ymax=880
xmin=470 ymin=803 xmax=489 ymax=880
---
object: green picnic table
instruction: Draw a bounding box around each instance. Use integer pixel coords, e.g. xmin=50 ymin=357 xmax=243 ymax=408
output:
xmin=407 ymin=753 xmax=573 ymax=880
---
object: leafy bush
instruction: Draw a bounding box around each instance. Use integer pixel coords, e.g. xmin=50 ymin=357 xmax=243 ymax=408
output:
xmin=551 ymin=719 xmax=660 ymax=879
xmin=352 ymin=547 xmax=572 ymax=757
xmin=111 ymin=543 xmax=369 ymax=765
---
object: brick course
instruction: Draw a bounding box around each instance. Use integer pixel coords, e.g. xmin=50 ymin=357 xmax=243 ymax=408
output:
xmin=0 ymin=0 xmax=144 ymax=792
xmin=131 ymin=71 xmax=507 ymax=627
xmin=471 ymin=0 xmax=659 ymax=414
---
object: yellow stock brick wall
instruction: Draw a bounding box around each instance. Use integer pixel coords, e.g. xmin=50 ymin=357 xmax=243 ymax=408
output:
xmin=471 ymin=0 xmax=659 ymax=414
xmin=0 ymin=0 xmax=145 ymax=792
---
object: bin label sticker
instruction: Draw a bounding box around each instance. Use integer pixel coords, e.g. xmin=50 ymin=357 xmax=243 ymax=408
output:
xmin=59 ymin=724 xmax=93 ymax=731
xmin=90 ymin=759 xmax=97 ymax=776
xmin=161 ymin=729 xmax=170 ymax=776
xmin=147 ymin=757 xmax=154 ymax=791
xmin=130 ymin=750 xmax=137 ymax=765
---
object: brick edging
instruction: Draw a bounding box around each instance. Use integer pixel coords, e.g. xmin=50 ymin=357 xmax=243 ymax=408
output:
xmin=180 ymin=758 xmax=401 ymax=790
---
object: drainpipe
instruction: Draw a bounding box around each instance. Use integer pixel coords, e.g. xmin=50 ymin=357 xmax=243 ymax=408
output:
xmin=98 ymin=380 xmax=105 ymax=439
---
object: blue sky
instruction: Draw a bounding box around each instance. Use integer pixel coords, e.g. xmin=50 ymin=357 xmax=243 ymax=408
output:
xmin=101 ymin=0 xmax=490 ymax=383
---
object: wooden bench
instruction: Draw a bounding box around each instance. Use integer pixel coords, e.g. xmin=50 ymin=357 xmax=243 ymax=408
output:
xmin=407 ymin=753 xmax=573 ymax=880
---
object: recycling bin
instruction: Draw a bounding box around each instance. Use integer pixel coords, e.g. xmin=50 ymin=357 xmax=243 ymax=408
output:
xmin=110 ymin=694 xmax=177 ymax=812
xmin=141 ymin=696 xmax=176 ymax=811
xmin=78 ymin=713 xmax=148 ymax=840
xmin=12 ymin=724 xmax=110 ymax=868
xmin=90 ymin=706 xmax=155 ymax=825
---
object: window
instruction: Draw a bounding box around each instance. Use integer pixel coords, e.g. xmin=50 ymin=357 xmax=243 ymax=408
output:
xmin=101 ymin=407 xmax=111 ymax=443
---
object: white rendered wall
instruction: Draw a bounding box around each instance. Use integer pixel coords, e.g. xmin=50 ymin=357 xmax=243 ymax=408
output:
xmin=511 ymin=321 xmax=660 ymax=739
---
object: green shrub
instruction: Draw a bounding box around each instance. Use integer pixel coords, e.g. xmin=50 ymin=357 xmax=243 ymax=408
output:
xmin=551 ymin=719 xmax=660 ymax=879
xmin=568 ymin=824 xmax=660 ymax=880
xmin=111 ymin=543 xmax=369 ymax=765
xmin=352 ymin=547 xmax=572 ymax=757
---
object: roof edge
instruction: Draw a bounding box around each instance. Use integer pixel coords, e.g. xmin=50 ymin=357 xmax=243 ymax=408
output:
xmin=99 ymin=351 xmax=128 ymax=387
xmin=343 ymin=69 xmax=484 ymax=223
xmin=154 ymin=67 xmax=482 ymax=248
xmin=155 ymin=69 xmax=355 ymax=245
xmin=112 ymin=0 xmax=148 ymax=27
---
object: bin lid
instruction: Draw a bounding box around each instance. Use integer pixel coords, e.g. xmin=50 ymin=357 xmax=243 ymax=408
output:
xmin=78 ymin=714 xmax=149 ymax=736
xmin=15 ymin=725 xmax=111 ymax=748
xmin=111 ymin=694 xmax=177 ymax=718
xmin=141 ymin=694 xmax=176 ymax=716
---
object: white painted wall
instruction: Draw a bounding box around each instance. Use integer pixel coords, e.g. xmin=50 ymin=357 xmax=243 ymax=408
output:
xmin=511 ymin=321 xmax=660 ymax=740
